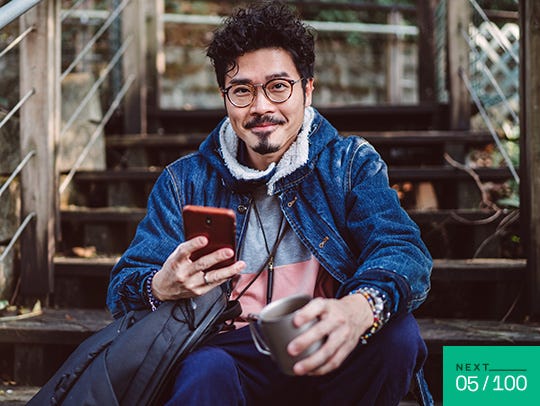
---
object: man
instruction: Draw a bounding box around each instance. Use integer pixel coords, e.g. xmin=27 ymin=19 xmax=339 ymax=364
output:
xmin=107 ymin=2 xmax=433 ymax=405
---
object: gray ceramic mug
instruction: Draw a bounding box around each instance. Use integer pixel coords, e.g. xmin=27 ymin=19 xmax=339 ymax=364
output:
xmin=248 ymin=294 xmax=324 ymax=375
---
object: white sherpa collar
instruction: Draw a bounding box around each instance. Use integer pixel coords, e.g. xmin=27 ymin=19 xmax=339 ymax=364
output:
xmin=219 ymin=106 xmax=315 ymax=194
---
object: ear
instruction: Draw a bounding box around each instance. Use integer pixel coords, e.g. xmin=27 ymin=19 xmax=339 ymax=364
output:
xmin=304 ymin=78 xmax=315 ymax=107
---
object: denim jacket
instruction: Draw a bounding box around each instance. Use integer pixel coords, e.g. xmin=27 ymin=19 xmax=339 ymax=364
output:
xmin=107 ymin=109 xmax=432 ymax=318
xmin=106 ymin=108 xmax=434 ymax=405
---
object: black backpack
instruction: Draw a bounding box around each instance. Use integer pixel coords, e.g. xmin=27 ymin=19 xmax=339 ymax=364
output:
xmin=28 ymin=286 xmax=241 ymax=405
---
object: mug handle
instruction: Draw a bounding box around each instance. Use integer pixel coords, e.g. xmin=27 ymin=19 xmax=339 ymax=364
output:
xmin=248 ymin=314 xmax=271 ymax=356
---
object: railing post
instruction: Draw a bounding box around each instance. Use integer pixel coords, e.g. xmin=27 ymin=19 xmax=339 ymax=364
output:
xmin=520 ymin=0 xmax=540 ymax=316
xmin=416 ymin=0 xmax=437 ymax=103
xmin=447 ymin=0 xmax=471 ymax=130
xmin=146 ymin=0 xmax=165 ymax=133
xmin=386 ymin=10 xmax=404 ymax=103
xmin=122 ymin=0 xmax=147 ymax=134
xmin=18 ymin=0 xmax=60 ymax=305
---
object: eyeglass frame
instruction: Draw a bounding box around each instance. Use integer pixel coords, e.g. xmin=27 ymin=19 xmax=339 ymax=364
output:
xmin=221 ymin=77 xmax=304 ymax=108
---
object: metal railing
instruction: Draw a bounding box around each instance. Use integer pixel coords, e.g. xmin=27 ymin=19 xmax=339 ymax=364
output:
xmin=0 ymin=0 xmax=43 ymax=29
xmin=0 ymin=1 xmax=44 ymax=302
xmin=0 ymin=0 xmax=144 ymax=304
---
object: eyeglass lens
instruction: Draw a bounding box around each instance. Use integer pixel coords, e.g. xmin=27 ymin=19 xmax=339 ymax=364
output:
xmin=227 ymin=78 xmax=296 ymax=107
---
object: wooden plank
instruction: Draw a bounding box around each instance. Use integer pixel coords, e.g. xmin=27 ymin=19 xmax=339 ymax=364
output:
xmin=418 ymin=318 xmax=540 ymax=348
xmin=2 ymin=310 xmax=539 ymax=347
xmin=19 ymin=0 xmax=60 ymax=304
xmin=386 ymin=10 xmax=404 ymax=103
xmin=432 ymin=258 xmax=526 ymax=282
xmin=60 ymin=207 xmax=146 ymax=222
xmin=54 ymin=255 xmax=527 ymax=281
xmin=0 ymin=308 xmax=112 ymax=345
xmin=153 ymin=103 xmax=442 ymax=133
xmin=446 ymin=0 xmax=471 ymax=130
xmin=54 ymin=256 xmax=120 ymax=277
xmin=67 ymin=166 xmax=515 ymax=183
xmin=416 ymin=0 xmax=437 ymax=102
xmin=521 ymin=0 xmax=540 ymax=316
xmin=106 ymin=131 xmax=493 ymax=148
xmin=122 ymin=0 xmax=146 ymax=134
xmin=145 ymin=0 xmax=165 ymax=132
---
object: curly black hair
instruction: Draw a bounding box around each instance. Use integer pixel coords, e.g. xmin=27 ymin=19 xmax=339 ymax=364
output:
xmin=206 ymin=1 xmax=315 ymax=89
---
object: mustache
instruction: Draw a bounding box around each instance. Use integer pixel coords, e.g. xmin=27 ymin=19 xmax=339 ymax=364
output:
xmin=244 ymin=115 xmax=285 ymax=129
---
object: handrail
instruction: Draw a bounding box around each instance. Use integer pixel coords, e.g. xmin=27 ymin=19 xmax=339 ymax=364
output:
xmin=0 ymin=0 xmax=43 ymax=30
xmin=0 ymin=151 xmax=36 ymax=200
xmin=0 ymin=26 xmax=34 ymax=60
xmin=61 ymin=9 xmax=419 ymax=37
xmin=161 ymin=13 xmax=419 ymax=36
xmin=0 ymin=212 xmax=36 ymax=263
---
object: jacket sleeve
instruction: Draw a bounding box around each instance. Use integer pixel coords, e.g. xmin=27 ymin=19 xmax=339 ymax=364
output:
xmin=337 ymin=141 xmax=432 ymax=317
xmin=106 ymin=169 xmax=184 ymax=318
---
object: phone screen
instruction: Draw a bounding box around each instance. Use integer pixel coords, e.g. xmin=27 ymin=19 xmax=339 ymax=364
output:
xmin=182 ymin=205 xmax=236 ymax=272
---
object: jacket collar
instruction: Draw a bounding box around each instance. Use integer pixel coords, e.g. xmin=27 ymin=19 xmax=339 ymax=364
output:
xmin=199 ymin=107 xmax=338 ymax=195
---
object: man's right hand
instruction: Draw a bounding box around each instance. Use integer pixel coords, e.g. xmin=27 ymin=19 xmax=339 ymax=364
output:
xmin=151 ymin=236 xmax=245 ymax=301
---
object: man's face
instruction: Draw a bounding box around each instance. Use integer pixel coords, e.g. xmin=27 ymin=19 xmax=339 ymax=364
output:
xmin=223 ymin=48 xmax=314 ymax=170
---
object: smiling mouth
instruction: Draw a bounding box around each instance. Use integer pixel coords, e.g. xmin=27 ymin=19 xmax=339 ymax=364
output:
xmin=245 ymin=115 xmax=285 ymax=130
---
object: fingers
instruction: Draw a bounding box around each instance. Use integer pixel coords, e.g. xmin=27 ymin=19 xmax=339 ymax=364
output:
xmin=154 ymin=237 xmax=245 ymax=301
xmin=287 ymin=297 xmax=364 ymax=376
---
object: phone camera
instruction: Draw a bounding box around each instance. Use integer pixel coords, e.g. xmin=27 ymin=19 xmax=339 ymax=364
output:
xmin=205 ymin=217 xmax=212 ymax=226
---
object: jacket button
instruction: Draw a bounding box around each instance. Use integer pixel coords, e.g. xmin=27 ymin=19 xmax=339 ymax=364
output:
xmin=237 ymin=205 xmax=248 ymax=214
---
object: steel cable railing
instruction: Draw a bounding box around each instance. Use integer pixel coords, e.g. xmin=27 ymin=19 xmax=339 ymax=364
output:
xmin=60 ymin=35 xmax=133 ymax=139
xmin=0 ymin=26 xmax=33 ymax=59
xmin=460 ymin=68 xmax=519 ymax=184
xmin=0 ymin=89 xmax=35 ymax=132
xmin=469 ymin=0 xmax=519 ymax=64
xmin=459 ymin=1 xmax=520 ymax=184
xmin=0 ymin=2 xmax=40 ymax=268
xmin=60 ymin=0 xmax=131 ymax=81
xmin=0 ymin=151 xmax=35 ymax=201
xmin=463 ymin=30 xmax=519 ymax=125
xmin=59 ymin=73 xmax=135 ymax=194
xmin=58 ymin=0 xmax=137 ymax=194
xmin=0 ymin=213 xmax=36 ymax=264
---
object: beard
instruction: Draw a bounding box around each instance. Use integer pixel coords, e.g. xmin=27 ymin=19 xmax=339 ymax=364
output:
xmin=251 ymin=131 xmax=281 ymax=155
xmin=245 ymin=115 xmax=285 ymax=155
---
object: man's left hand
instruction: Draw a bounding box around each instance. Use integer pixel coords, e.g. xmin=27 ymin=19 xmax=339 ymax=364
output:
xmin=287 ymin=294 xmax=374 ymax=376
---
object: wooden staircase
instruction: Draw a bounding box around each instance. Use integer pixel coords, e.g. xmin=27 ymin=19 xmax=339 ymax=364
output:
xmin=1 ymin=105 xmax=537 ymax=403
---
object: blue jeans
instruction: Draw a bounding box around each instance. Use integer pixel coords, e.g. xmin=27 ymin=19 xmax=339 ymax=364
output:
xmin=165 ymin=313 xmax=431 ymax=405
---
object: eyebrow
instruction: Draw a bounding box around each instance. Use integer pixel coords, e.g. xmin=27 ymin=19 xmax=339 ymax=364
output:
xmin=228 ymin=72 xmax=292 ymax=86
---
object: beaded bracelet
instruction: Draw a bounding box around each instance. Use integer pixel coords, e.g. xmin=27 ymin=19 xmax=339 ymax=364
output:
xmin=145 ymin=269 xmax=163 ymax=312
xmin=350 ymin=286 xmax=389 ymax=344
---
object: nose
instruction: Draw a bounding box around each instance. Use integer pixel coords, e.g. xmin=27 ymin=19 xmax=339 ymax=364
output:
xmin=249 ymin=85 xmax=275 ymax=114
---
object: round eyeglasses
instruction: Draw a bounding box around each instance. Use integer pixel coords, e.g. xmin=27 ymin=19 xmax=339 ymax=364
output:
xmin=222 ymin=78 xmax=303 ymax=108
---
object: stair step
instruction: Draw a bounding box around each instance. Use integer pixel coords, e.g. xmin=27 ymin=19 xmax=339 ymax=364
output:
xmin=154 ymin=103 xmax=444 ymax=132
xmin=106 ymin=130 xmax=493 ymax=149
xmin=60 ymin=206 xmax=517 ymax=225
xmin=60 ymin=206 xmax=146 ymax=222
xmin=54 ymin=256 xmax=526 ymax=282
xmin=2 ymin=311 xmax=538 ymax=348
xmin=1 ymin=308 xmax=538 ymax=390
xmin=68 ymin=166 xmax=514 ymax=185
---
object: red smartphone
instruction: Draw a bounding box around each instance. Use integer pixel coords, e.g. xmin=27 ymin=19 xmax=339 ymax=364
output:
xmin=182 ymin=205 xmax=236 ymax=272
